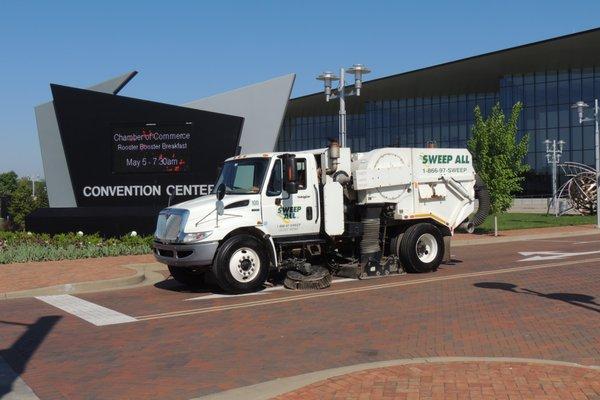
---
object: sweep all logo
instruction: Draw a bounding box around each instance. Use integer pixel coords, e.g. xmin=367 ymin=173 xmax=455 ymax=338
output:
xmin=419 ymin=154 xmax=470 ymax=174
xmin=277 ymin=206 xmax=302 ymax=224
xmin=419 ymin=154 xmax=470 ymax=164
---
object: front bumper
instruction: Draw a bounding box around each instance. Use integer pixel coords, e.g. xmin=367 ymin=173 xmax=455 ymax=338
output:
xmin=153 ymin=241 xmax=219 ymax=267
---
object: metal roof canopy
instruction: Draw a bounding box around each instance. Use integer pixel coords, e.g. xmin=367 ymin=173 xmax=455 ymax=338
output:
xmin=288 ymin=28 xmax=600 ymax=117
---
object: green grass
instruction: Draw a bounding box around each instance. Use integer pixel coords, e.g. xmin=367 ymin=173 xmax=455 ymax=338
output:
xmin=475 ymin=213 xmax=596 ymax=233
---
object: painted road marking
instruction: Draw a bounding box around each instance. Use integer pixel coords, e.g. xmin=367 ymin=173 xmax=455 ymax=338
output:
xmin=36 ymin=295 xmax=137 ymax=326
xmin=518 ymin=250 xmax=600 ymax=262
xmin=573 ymin=240 xmax=600 ymax=245
xmin=134 ymin=257 xmax=600 ymax=322
xmin=185 ymin=278 xmax=356 ymax=301
xmin=187 ymin=291 xmax=271 ymax=301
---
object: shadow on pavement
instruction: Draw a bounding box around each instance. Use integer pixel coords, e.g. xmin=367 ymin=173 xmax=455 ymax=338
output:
xmin=0 ymin=315 xmax=61 ymax=398
xmin=442 ymin=258 xmax=463 ymax=266
xmin=474 ymin=282 xmax=600 ymax=314
xmin=154 ymin=270 xmax=289 ymax=295
xmin=153 ymin=277 xmax=215 ymax=294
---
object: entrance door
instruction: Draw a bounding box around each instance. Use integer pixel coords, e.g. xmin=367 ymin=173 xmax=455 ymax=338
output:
xmin=261 ymin=156 xmax=320 ymax=237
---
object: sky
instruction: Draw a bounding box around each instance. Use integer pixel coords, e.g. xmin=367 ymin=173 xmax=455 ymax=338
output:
xmin=1 ymin=0 xmax=600 ymax=178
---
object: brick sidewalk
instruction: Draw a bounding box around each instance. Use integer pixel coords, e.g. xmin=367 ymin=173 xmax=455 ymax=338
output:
xmin=453 ymin=224 xmax=597 ymax=241
xmin=274 ymin=361 xmax=600 ymax=400
xmin=0 ymin=254 xmax=154 ymax=292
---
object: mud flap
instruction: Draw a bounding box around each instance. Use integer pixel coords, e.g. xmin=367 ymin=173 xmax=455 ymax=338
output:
xmin=443 ymin=235 xmax=451 ymax=263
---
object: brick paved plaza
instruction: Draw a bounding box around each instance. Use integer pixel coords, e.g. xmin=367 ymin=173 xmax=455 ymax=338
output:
xmin=273 ymin=361 xmax=600 ymax=400
xmin=0 ymin=233 xmax=598 ymax=399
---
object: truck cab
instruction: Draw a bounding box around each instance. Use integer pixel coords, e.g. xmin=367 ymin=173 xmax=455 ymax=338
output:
xmin=154 ymin=150 xmax=322 ymax=291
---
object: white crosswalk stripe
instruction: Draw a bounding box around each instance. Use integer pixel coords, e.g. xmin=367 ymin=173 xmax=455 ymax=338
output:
xmin=36 ymin=294 xmax=137 ymax=326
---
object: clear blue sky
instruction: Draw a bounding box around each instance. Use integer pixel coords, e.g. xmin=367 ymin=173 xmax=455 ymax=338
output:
xmin=1 ymin=0 xmax=599 ymax=177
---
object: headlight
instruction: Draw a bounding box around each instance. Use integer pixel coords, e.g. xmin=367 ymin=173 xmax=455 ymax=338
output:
xmin=182 ymin=231 xmax=213 ymax=243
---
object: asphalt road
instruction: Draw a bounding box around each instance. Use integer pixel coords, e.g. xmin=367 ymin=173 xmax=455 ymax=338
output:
xmin=1 ymin=235 xmax=599 ymax=399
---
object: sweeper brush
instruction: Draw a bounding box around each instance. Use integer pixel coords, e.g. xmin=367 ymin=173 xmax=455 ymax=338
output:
xmin=284 ymin=266 xmax=332 ymax=290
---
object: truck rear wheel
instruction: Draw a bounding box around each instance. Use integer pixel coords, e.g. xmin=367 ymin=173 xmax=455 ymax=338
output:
xmin=398 ymin=223 xmax=444 ymax=273
xmin=168 ymin=265 xmax=206 ymax=287
xmin=212 ymin=234 xmax=269 ymax=293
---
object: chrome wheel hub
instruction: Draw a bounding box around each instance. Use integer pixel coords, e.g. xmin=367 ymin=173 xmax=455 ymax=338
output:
xmin=416 ymin=233 xmax=438 ymax=263
xmin=229 ymin=247 xmax=260 ymax=282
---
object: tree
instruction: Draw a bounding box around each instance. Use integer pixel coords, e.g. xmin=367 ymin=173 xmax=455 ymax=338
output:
xmin=468 ymin=102 xmax=530 ymax=235
xmin=34 ymin=180 xmax=49 ymax=209
xmin=7 ymin=178 xmax=48 ymax=230
xmin=0 ymin=171 xmax=18 ymax=223
xmin=0 ymin=171 xmax=18 ymax=197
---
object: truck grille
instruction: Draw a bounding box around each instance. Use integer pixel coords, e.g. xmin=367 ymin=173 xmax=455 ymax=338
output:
xmin=154 ymin=209 xmax=188 ymax=242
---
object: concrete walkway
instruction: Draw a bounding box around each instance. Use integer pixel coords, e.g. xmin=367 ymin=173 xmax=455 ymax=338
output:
xmin=453 ymin=224 xmax=600 ymax=246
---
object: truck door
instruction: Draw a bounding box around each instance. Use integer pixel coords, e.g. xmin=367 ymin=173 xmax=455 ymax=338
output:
xmin=261 ymin=156 xmax=320 ymax=237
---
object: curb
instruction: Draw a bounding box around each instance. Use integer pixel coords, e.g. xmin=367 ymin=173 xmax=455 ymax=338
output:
xmin=192 ymin=356 xmax=600 ymax=400
xmin=0 ymin=263 xmax=167 ymax=300
xmin=453 ymin=228 xmax=600 ymax=247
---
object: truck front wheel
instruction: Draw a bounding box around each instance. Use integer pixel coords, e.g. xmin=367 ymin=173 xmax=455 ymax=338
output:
xmin=398 ymin=223 xmax=444 ymax=273
xmin=212 ymin=234 xmax=269 ymax=293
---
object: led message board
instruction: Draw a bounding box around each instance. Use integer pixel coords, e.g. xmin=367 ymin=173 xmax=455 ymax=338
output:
xmin=111 ymin=122 xmax=192 ymax=174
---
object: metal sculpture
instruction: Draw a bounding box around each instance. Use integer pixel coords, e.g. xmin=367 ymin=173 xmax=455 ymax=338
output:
xmin=550 ymin=162 xmax=598 ymax=215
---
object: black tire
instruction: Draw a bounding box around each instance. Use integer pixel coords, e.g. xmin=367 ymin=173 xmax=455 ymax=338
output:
xmin=168 ymin=265 xmax=206 ymax=287
xmin=398 ymin=223 xmax=444 ymax=273
xmin=212 ymin=234 xmax=269 ymax=293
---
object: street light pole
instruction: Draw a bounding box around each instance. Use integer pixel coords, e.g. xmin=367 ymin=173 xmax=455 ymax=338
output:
xmin=544 ymin=139 xmax=565 ymax=217
xmin=572 ymin=99 xmax=600 ymax=228
xmin=30 ymin=175 xmax=36 ymax=198
xmin=317 ymin=64 xmax=371 ymax=148
xmin=595 ymin=99 xmax=599 ymax=229
xmin=338 ymin=67 xmax=347 ymax=148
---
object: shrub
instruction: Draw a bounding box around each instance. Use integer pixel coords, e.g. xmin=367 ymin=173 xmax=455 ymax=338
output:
xmin=0 ymin=232 xmax=153 ymax=264
xmin=7 ymin=178 xmax=49 ymax=231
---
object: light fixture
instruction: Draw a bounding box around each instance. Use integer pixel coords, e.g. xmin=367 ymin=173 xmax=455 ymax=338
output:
xmin=346 ymin=64 xmax=371 ymax=95
xmin=316 ymin=64 xmax=372 ymax=147
xmin=571 ymin=101 xmax=589 ymax=123
xmin=316 ymin=71 xmax=339 ymax=101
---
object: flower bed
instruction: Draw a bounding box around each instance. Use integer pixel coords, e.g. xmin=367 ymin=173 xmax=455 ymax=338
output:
xmin=0 ymin=232 xmax=153 ymax=264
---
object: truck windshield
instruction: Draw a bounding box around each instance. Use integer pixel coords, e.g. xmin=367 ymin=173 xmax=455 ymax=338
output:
xmin=214 ymin=158 xmax=270 ymax=194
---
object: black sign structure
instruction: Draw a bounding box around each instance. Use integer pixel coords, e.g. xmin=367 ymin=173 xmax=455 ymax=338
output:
xmin=50 ymin=84 xmax=243 ymax=208
xmin=27 ymin=84 xmax=244 ymax=236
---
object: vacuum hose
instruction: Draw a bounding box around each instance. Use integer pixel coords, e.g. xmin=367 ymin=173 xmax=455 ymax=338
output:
xmin=471 ymin=175 xmax=491 ymax=227
xmin=458 ymin=175 xmax=490 ymax=233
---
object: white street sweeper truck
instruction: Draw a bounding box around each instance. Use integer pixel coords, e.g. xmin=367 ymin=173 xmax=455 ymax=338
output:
xmin=153 ymin=141 xmax=489 ymax=293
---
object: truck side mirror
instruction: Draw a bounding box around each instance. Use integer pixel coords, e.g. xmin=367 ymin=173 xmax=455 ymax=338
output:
xmin=216 ymin=183 xmax=226 ymax=201
xmin=281 ymin=154 xmax=298 ymax=194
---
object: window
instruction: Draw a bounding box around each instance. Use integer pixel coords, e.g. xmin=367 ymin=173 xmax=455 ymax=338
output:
xmin=296 ymin=159 xmax=307 ymax=190
xmin=266 ymin=160 xmax=282 ymax=196
xmin=558 ymin=80 xmax=570 ymax=104
xmin=215 ymin=158 xmax=270 ymax=195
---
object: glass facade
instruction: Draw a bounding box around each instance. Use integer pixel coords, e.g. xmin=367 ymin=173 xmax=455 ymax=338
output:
xmin=277 ymin=67 xmax=600 ymax=196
